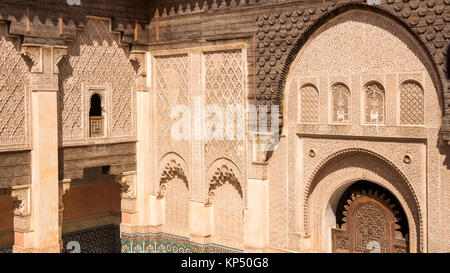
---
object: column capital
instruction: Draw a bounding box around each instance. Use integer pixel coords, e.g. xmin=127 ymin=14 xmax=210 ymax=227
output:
xmin=249 ymin=132 xmax=274 ymax=180
xmin=20 ymin=44 xmax=43 ymax=73
xmin=21 ymin=44 xmax=68 ymax=91
xmin=10 ymin=185 xmax=32 ymax=233
xmin=250 ymin=131 xmax=275 ymax=164
xmin=117 ymin=171 xmax=137 ymax=213
xmin=130 ymin=50 xmax=148 ymax=92
xmin=11 ymin=185 xmax=31 ymax=217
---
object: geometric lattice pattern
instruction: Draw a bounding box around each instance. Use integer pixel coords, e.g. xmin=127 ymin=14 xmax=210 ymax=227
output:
xmin=300 ymin=84 xmax=319 ymax=123
xmin=121 ymin=232 xmax=242 ymax=253
xmin=155 ymin=54 xmax=190 ymax=162
xmin=354 ymin=203 xmax=387 ymax=253
xmin=400 ymin=81 xmax=424 ymax=125
xmin=332 ymin=83 xmax=350 ymax=124
xmin=365 ymin=82 xmax=385 ymax=125
xmin=59 ymin=19 xmax=135 ymax=141
xmin=204 ymin=50 xmax=245 ymax=168
xmin=61 ymin=225 xmax=121 ymax=253
xmin=0 ymin=29 xmax=29 ymax=147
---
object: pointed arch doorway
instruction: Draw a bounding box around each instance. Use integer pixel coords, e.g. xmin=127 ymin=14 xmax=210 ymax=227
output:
xmin=331 ymin=181 xmax=409 ymax=253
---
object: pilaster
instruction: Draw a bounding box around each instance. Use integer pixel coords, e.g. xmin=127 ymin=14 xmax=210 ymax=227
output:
xmin=120 ymin=51 xmax=153 ymax=236
xmin=14 ymin=44 xmax=67 ymax=253
xmin=244 ymin=133 xmax=271 ymax=251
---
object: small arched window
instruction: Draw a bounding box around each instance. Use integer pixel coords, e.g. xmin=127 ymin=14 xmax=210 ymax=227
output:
xmin=400 ymin=81 xmax=424 ymax=125
xmin=300 ymin=84 xmax=319 ymax=123
xmin=364 ymin=82 xmax=385 ymax=125
xmin=331 ymin=83 xmax=351 ymax=124
xmin=89 ymin=93 xmax=104 ymax=137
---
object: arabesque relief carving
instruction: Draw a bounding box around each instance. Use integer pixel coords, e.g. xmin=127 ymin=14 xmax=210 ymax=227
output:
xmin=0 ymin=24 xmax=30 ymax=150
xmin=159 ymin=160 xmax=189 ymax=197
xmin=59 ymin=18 xmax=135 ymax=142
xmin=207 ymin=165 xmax=243 ymax=204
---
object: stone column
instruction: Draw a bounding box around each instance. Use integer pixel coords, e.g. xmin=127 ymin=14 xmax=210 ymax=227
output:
xmin=13 ymin=45 xmax=67 ymax=252
xmin=244 ymin=133 xmax=270 ymax=252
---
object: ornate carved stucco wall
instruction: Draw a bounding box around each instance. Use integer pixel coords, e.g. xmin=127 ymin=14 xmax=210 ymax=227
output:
xmin=152 ymin=46 xmax=247 ymax=250
xmin=268 ymin=9 xmax=448 ymax=252
xmin=59 ymin=18 xmax=136 ymax=145
xmin=0 ymin=22 xmax=30 ymax=151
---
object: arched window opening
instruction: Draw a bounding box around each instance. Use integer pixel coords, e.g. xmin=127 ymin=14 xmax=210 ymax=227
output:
xmin=400 ymin=81 xmax=424 ymax=125
xmin=89 ymin=93 xmax=104 ymax=137
xmin=331 ymin=83 xmax=351 ymax=124
xmin=364 ymin=82 xmax=385 ymax=125
xmin=300 ymin=84 xmax=319 ymax=123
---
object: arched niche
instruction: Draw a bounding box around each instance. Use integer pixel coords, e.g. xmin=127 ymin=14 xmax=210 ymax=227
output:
xmin=158 ymin=152 xmax=190 ymax=237
xmin=206 ymin=158 xmax=244 ymax=250
xmin=305 ymin=149 xmax=423 ymax=253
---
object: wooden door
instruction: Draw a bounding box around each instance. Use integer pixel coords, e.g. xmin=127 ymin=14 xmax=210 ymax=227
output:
xmin=332 ymin=189 xmax=408 ymax=253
